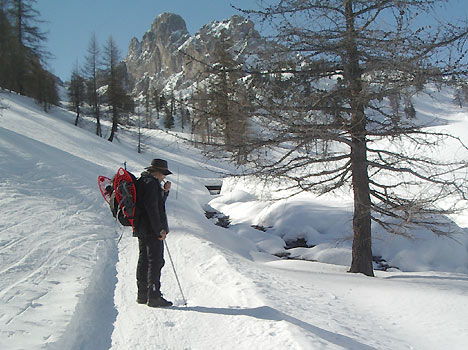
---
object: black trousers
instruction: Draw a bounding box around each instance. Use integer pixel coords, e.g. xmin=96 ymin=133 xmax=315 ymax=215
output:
xmin=136 ymin=235 xmax=165 ymax=299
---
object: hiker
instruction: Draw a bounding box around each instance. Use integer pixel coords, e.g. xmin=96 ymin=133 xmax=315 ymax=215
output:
xmin=134 ymin=158 xmax=173 ymax=307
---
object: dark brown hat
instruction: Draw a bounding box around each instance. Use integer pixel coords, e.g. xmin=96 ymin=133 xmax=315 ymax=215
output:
xmin=145 ymin=158 xmax=172 ymax=175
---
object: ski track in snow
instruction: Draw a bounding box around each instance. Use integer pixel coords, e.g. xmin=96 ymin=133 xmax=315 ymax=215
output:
xmin=0 ymin=96 xmax=119 ymax=349
xmin=1 ymin=93 xmax=468 ymax=349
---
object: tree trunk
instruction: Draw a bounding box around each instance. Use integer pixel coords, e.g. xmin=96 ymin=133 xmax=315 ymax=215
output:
xmin=349 ymin=132 xmax=374 ymax=276
xmin=93 ymin=84 xmax=102 ymax=137
xmin=74 ymin=105 xmax=80 ymax=126
xmin=344 ymin=0 xmax=374 ymax=276
xmin=108 ymin=107 xmax=118 ymax=142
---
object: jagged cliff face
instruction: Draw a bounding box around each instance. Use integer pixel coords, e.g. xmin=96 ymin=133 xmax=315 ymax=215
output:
xmin=124 ymin=12 xmax=262 ymax=95
xmin=125 ymin=13 xmax=190 ymax=93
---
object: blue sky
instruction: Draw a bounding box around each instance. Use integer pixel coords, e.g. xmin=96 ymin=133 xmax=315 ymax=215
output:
xmin=36 ymin=1 xmax=467 ymax=82
xmin=36 ymin=0 xmax=254 ymax=81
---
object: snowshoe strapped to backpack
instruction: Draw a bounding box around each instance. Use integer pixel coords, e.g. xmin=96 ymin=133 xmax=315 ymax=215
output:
xmin=109 ymin=168 xmax=137 ymax=229
xmin=110 ymin=191 xmax=133 ymax=227
xmin=98 ymin=167 xmax=139 ymax=230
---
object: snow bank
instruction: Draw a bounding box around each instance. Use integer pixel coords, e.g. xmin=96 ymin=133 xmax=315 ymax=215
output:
xmin=210 ymin=178 xmax=468 ymax=273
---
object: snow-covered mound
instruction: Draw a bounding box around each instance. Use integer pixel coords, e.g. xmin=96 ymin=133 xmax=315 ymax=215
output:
xmin=1 ymin=92 xmax=468 ymax=350
xmin=210 ymin=181 xmax=468 ymax=273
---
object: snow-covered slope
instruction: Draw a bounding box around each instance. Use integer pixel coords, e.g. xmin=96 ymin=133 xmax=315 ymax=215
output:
xmin=1 ymin=92 xmax=468 ymax=350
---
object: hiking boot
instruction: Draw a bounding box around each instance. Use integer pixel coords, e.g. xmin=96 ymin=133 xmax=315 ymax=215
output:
xmin=137 ymin=295 xmax=147 ymax=304
xmin=137 ymin=289 xmax=148 ymax=304
xmin=147 ymin=295 xmax=173 ymax=308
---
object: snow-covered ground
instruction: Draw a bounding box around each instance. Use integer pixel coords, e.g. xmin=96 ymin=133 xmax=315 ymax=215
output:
xmin=1 ymin=91 xmax=468 ymax=350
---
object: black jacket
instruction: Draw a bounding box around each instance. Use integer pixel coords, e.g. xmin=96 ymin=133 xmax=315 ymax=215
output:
xmin=133 ymin=172 xmax=169 ymax=238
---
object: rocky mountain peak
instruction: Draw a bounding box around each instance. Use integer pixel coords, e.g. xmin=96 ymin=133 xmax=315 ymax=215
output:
xmin=200 ymin=15 xmax=260 ymax=40
xmin=124 ymin=13 xmax=263 ymax=95
xmin=150 ymin=12 xmax=189 ymax=46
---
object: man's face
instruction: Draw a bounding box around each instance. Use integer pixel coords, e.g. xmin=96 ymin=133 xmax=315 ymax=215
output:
xmin=155 ymin=172 xmax=166 ymax=182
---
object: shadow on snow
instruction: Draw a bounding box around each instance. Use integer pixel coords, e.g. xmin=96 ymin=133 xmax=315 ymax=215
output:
xmin=171 ymin=305 xmax=377 ymax=350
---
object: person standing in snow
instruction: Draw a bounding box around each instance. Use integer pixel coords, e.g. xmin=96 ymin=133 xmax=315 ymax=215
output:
xmin=134 ymin=158 xmax=173 ymax=307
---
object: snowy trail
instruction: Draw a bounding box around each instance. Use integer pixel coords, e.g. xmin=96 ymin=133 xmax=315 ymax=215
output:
xmin=0 ymin=95 xmax=123 ymax=349
xmin=112 ymin=228 xmax=468 ymax=349
xmin=112 ymin=232 xmax=315 ymax=350
xmin=1 ymin=93 xmax=468 ymax=349
xmin=0 ymin=127 xmax=118 ymax=349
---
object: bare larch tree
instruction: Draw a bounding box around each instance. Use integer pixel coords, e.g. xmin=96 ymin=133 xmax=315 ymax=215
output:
xmin=84 ymin=33 xmax=102 ymax=137
xmin=103 ymin=35 xmax=134 ymax=142
xmin=235 ymin=0 xmax=468 ymax=276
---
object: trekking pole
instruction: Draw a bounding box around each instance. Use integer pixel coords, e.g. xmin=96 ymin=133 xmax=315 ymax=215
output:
xmin=164 ymin=240 xmax=187 ymax=306
xmin=175 ymin=167 xmax=180 ymax=200
xmin=116 ymin=226 xmax=124 ymax=245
